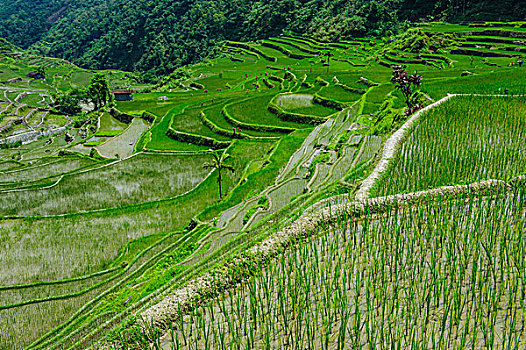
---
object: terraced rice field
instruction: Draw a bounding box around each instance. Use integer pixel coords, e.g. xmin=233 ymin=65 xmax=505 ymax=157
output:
xmin=226 ymin=94 xmax=313 ymax=130
xmin=96 ymin=118 xmax=150 ymax=159
xmin=161 ymin=187 xmax=526 ymax=349
xmin=2 ymin=21 xmax=526 ymax=350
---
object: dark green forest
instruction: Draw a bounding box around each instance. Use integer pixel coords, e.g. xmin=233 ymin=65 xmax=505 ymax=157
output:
xmin=1 ymin=0 xmax=525 ymax=75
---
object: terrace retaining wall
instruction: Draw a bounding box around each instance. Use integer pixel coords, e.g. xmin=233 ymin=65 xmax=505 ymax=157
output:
xmin=0 ymin=124 xmax=70 ymax=145
xmin=139 ymin=175 xmax=518 ymax=339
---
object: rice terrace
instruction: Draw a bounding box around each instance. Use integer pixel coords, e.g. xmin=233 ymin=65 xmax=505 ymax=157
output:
xmin=1 ymin=2 xmax=526 ymax=348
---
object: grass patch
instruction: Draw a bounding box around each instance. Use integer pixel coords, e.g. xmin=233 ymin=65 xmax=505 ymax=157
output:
xmin=227 ymin=94 xmax=312 ymax=129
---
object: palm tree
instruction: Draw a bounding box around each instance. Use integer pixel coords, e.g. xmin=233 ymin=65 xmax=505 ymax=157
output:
xmin=203 ymin=150 xmax=235 ymax=199
xmin=325 ymin=50 xmax=333 ymax=64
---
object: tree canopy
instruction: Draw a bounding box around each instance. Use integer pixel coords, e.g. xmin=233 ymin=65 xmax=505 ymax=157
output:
xmin=0 ymin=0 xmax=524 ymax=75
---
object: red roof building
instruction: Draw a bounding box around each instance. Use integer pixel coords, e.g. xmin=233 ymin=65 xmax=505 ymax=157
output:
xmin=112 ymin=90 xmax=134 ymax=101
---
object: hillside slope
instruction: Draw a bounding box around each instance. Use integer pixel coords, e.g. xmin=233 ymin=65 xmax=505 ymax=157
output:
xmin=1 ymin=0 xmax=525 ymax=75
xmin=1 ymin=21 xmax=526 ymax=349
xmin=26 ymin=0 xmax=401 ymax=74
xmin=400 ymin=0 xmax=526 ymax=21
xmin=0 ymin=0 xmax=73 ymax=48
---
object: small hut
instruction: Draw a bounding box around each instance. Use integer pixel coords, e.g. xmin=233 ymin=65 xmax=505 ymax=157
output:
xmin=112 ymin=90 xmax=134 ymax=101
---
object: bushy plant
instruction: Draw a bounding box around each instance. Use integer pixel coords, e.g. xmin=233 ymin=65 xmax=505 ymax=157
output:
xmin=391 ymin=65 xmax=423 ymax=116
xmin=51 ymin=88 xmax=85 ymax=115
xmin=387 ymin=29 xmax=458 ymax=53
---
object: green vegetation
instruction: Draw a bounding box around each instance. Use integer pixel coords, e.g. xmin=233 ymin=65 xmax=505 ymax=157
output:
xmin=2 ymin=19 xmax=526 ymax=350
xmin=3 ymin=1 xmax=525 ymax=75
xmin=96 ymin=118 xmax=150 ymax=159
xmin=226 ymin=94 xmax=313 ymax=131
xmin=375 ymin=96 xmax=526 ymax=196
xmin=197 ymin=130 xmax=310 ymax=222
xmin=203 ymin=150 xmax=236 ymax=199
xmin=158 ymin=186 xmax=526 ymax=349
xmin=0 ymin=153 xmax=212 ymax=216
xmin=243 ymin=196 xmax=269 ymax=225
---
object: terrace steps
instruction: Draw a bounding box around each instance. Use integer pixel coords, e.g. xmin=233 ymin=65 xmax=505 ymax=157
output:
xmin=7 ymin=24 xmax=526 ymax=350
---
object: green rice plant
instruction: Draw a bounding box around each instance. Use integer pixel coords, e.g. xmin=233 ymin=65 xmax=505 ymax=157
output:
xmin=145 ymin=95 xmax=245 ymax=152
xmin=317 ymin=85 xmax=363 ymax=103
xmin=423 ymin=69 xmax=526 ymax=100
xmin=98 ymin=112 xmax=127 ymax=132
xmin=18 ymin=93 xmax=46 ymax=107
xmin=1 ymin=279 xmax=112 ymax=349
xmin=269 ymin=93 xmax=336 ymax=123
xmin=83 ymin=140 xmax=105 ymax=146
xmin=194 ymin=74 xmax=243 ymax=91
xmin=0 ymin=155 xmax=99 ymax=185
xmin=157 ymin=184 xmax=526 ymax=349
xmin=225 ymin=94 xmax=311 ymax=130
xmin=274 ymin=93 xmax=314 ymax=109
xmin=376 ymin=96 xmax=526 ymax=196
xmin=0 ymin=232 xmax=182 ymax=350
xmin=96 ymin=118 xmax=151 ymax=159
xmin=116 ymin=93 xmax=191 ymax=118
xmin=267 ymin=38 xmax=321 ymax=55
xmin=0 ymin=153 xmax=212 ymax=216
xmin=361 ymin=83 xmax=395 ymax=115
xmin=0 ymin=140 xmax=270 ymax=288
xmin=251 ymin=44 xmax=288 ymax=61
xmin=168 ymin=104 xmax=231 ymax=142
xmin=4 ymin=24 xmax=526 ymax=349
xmin=281 ymin=36 xmax=328 ymax=51
xmin=200 ymin=98 xmax=281 ymax=138
xmin=260 ymin=40 xmax=314 ymax=60
xmin=198 ymin=129 xmax=310 ymax=222
xmin=94 ymin=130 xmax=123 ymax=137
xmin=0 ymin=160 xmax=24 ymax=171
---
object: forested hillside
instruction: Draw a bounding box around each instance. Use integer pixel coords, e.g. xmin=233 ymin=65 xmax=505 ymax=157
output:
xmin=0 ymin=0 xmax=69 ymax=48
xmin=400 ymin=0 xmax=526 ymax=21
xmin=1 ymin=0 xmax=525 ymax=74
